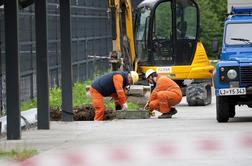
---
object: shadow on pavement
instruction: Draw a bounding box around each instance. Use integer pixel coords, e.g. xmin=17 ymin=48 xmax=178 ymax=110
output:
xmin=229 ymin=117 xmax=252 ymax=123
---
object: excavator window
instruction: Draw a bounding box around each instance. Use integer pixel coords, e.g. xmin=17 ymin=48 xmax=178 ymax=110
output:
xmin=135 ymin=7 xmax=151 ymax=65
xmin=176 ymin=3 xmax=197 ymax=40
xmin=174 ymin=0 xmax=198 ymax=65
xmin=152 ymin=1 xmax=173 ymax=65
xmin=135 ymin=0 xmax=199 ymax=66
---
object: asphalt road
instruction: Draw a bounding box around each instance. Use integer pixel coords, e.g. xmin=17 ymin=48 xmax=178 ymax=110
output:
xmin=0 ymin=95 xmax=252 ymax=166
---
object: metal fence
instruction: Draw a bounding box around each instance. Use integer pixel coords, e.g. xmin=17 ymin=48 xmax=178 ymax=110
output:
xmin=0 ymin=0 xmax=143 ymax=115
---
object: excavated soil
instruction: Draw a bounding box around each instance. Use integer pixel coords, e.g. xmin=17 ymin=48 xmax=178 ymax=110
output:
xmin=50 ymin=105 xmax=116 ymax=121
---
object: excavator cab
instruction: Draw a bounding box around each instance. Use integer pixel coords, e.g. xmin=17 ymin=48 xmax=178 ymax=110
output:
xmin=135 ymin=0 xmax=199 ymax=67
xmin=134 ymin=0 xmax=214 ymax=106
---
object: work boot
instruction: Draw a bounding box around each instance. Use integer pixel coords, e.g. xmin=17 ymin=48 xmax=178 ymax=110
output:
xmin=170 ymin=108 xmax=178 ymax=116
xmin=158 ymin=112 xmax=172 ymax=119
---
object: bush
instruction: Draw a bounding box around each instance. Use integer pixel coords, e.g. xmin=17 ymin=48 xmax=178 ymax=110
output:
xmin=73 ymin=82 xmax=90 ymax=108
xmin=20 ymin=99 xmax=37 ymax=112
xmin=49 ymin=87 xmax=62 ymax=110
xmin=21 ymin=81 xmax=139 ymax=112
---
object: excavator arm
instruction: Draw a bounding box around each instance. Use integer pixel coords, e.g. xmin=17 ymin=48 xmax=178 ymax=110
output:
xmin=108 ymin=0 xmax=136 ymax=71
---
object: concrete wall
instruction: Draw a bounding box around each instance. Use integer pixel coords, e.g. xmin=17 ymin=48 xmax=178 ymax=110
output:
xmin=228 ymin=0 xmax=252 ymax=12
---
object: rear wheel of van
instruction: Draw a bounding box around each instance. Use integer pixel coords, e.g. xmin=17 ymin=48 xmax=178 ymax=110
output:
xmin=216 ymin=96 xmax=229 ymax=122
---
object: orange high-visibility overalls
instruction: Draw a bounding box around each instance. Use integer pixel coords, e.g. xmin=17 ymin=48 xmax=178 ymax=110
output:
xmin=149 ymin=75 xmax=182 ymax=113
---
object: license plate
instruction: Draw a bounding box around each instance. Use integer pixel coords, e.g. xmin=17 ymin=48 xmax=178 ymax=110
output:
xmin=219 ymin=88 xmax=246 ymax=96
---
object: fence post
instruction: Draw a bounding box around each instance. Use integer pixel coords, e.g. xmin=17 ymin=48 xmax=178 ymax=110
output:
xmin=0 ymin=10 xmax=2 ymax=117
xmin=4 ymin=0 xmax=21 ymax=140
xmin=60 ymin=0 xmax=73 ymax=121
xmin=35 ymin=0 xmax=50 ymax=129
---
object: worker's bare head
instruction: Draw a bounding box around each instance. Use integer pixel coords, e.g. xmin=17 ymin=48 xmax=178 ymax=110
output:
xmin=128 ymin=71 xmax=139 ymax=85
xmin=145 ymin=69 xmax=157 ymax=84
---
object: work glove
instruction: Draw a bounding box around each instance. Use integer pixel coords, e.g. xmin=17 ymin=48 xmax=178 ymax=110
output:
xmin=122 ymin=103 xmax=128 ymax=111
xmin=144 ymin=102 xmax=155 ymax=117
xmin=144 ymin=102 xmax=150 ymax=111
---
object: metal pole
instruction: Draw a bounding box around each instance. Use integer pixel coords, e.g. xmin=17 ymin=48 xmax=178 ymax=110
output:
xmin=4 ymin=0 xmax=21 ymax=140
xmin=60 ymin=0 xmax=73 ymax=121
xmin=35 ymin=0 xmax=50 ymax=129
xmin=0 ymin=7 xmax=2 ymax=116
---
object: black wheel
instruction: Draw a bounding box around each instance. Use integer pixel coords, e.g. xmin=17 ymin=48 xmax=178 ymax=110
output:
xmin=186 ymin=83 xmax=212 ymax=106
xmin=229 ymin=104 xmax=235 ymax=118
xmin=216 ymin=96 xmax=229 ymax=122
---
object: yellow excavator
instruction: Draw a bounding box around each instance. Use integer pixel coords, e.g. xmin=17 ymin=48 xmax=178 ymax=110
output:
xmin=108 ymin=0 xmax=137 ymax=72
xmin=108 ymin=0 xmax=214 ymax=106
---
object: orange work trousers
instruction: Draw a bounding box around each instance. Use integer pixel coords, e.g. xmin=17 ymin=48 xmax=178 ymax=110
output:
xmin=90 ymin=87 xmax=121 ymax=121
xmin=90 ymin=87 xmax=105 ymax=121
xmin=149 ymin=90 xmax=182 ymax=113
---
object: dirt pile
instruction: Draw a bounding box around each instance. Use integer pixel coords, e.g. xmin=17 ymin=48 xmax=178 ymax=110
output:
xmin=50 ymin=105 xmax=116 ymax=121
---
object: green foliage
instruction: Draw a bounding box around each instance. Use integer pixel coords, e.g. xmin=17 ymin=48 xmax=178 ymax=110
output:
xmin=105 ymin=100 xmax=116 ymax=110
xmin=104 ymin=99 xmax=139 ymax=110
xmin=72 ymin=82 xmax=90 ymax=108
xmin=155 ymin=1 xmax=172 ymax=38
xmin=49 ymin=87 xmax=62 ymax=110
xmin=198 ymin=0 xmax=227 ymax=58
xmin=20 ymin=99 xmax=37 ymax=112
xmin=20 ymin=70 xmax=139 ymax=112
xmin=20 ymin=82 xmax=90 ymax=111
xmin=0 ymin=149 xmax=38 ymax=161
xmin=127 ymin=102 xmax=139 ymax=110
xmin=84 ymin=79 xmax=92 ymax=86
xmin=49 ymin=82 xmax=91 ymax=109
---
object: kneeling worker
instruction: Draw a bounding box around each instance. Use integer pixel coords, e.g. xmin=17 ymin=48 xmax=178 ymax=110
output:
xmin=145 ymin=69 xmax=182 ymax=118
xmin=90 ymin=71 xmax=139 ymax=121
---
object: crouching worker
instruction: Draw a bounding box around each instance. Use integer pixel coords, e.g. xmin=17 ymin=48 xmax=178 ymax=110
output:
xmin=90 ymin=71 xmax=139 ymax=121
xmin=144 ymin=69 xmax=182 ymax=119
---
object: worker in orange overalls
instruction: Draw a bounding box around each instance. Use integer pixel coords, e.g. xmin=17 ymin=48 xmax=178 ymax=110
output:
xmin=90 ymin=71 xmax=139 ymax=121
xmin=144 ymin=69 xmax=182 ymax=119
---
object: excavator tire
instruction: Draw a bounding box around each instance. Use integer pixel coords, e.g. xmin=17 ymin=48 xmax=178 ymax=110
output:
xmin=186 ymin=83 xmax=212 ymax=106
